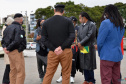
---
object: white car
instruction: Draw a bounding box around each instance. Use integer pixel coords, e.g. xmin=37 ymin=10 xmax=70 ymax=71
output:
xmin=26 ymin=42 xmax=36 ymax=49
xmin=123 ymin=38 xmax=126 ymax=49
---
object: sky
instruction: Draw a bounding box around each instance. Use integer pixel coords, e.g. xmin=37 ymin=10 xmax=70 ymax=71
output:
xmin=0 ymin=0 xmax=126 ymax=22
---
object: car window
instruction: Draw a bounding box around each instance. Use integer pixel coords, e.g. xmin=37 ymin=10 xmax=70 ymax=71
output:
xmin=27 ymin=43 xmax=30 ymax=45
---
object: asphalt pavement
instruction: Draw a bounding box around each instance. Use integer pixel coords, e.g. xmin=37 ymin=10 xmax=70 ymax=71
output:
xmin=0 ymin=49 xmax=126 ymax=84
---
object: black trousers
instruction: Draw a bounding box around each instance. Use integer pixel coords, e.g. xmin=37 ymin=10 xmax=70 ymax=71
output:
xmin=2 ymin=64 xmax=10 ymax=84
xmin=36 ymin=53 xmax=47 ymax=78
xmin=61 ymin=51 xmax=79 ymax=77
xmin=71 ymin=51 xmax=78 ymax=77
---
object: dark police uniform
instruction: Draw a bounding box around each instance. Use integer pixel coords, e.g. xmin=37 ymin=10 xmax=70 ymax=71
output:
xmin=1 ymin=21 xmax=26 ymax=84
xmin=2 ymin=21 xmax=26 ymax=52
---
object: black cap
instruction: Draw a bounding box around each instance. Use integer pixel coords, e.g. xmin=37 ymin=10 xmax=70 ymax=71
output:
xmin=70 ymin=16 xmax=77 ymax=21
xmin=55 ymin=4 xmax=65 ymax=8
xmin=14 ymin=13 xmax=23 ymax=18
xmin=39 ymin=18 xmax=45 ymax=23
xmin=40 ymin=18 xmax=45 ymax=21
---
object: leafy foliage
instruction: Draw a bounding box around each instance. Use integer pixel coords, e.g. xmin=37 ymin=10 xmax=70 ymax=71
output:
xmin=35 ymin=6 xmax=54 ymax=19
xmin=22 ymin=24 xmax=26 ymax=29
xmin=0 ymin=24 xmax=5 ymax=29
xmin=35 ymin=1 xmax=126 ymax=37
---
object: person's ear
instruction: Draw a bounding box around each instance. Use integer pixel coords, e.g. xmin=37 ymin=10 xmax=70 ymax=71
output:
xmin=63 ymin=11 xmax=64 ymax=14
xmin=82 ymin=17 xmax=84 ymax=21
xmin=74 ymin=21 xmax=76 ymax=25
xmin=61 ymin=11 xmax=64 ymax=15
xmin=83 ymin=17 xmax=86 ymax=20
xmin=54 ymin=9 xmax=56 ymax=13
xmin=81 ymin=17 xmax=85 ymax=23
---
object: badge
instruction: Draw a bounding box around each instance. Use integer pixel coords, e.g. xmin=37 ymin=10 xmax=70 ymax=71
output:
xmin=20 ymin=35 xmax=23 ymax=38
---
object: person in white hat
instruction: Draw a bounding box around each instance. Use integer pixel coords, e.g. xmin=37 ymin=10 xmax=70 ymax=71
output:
xmin=2 ymin=17 xmax=14 ymax=84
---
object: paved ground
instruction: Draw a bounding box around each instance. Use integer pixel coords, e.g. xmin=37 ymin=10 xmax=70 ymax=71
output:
xmin=0 ymin=49 xmax=126 ymax=84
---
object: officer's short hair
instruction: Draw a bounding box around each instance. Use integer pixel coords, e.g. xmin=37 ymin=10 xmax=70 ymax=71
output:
xmin=55 ymin=4 xmax=65 ymax=13
xmin=55 ymin=8 xmax=64 ymax=13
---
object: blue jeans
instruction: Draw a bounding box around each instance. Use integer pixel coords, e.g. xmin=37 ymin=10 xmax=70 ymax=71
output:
xmin=84 ymin=69 xmax=95 ymax=83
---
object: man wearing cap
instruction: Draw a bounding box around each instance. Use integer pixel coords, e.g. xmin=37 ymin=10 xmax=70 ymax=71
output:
xmin=69 ymin=16 xmax=80 ymax=82
xmin=56 ymin=16 xmax=80 ymax=83
xmin=70 ymin=16 xmax=79 ymax=31
xmin=42 ymin=4 xmax=75 ymax=84
xmin=1 ymin=13 xmax=26 ymax=84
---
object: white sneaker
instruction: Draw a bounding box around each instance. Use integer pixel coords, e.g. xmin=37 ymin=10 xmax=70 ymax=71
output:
xmin=56 ymin=76 xmax=62 ymax=83
xmin=70 ymin=77 xmax=75 ymax=83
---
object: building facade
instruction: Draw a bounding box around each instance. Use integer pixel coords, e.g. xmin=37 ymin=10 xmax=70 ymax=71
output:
xmin=0 ymin=17 xmax=1 ymax=25
xmin=30 ymin=13 xmax=37 ymax=33
xmin=2 ymin=14 xmax=28 ymax=25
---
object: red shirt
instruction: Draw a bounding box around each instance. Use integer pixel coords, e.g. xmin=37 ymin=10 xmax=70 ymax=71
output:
xmin=121 ymin=37 xmax=124 ymax=55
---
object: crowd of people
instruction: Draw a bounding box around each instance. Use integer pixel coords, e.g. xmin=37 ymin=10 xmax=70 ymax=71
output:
xmin=1 ymin=4 xmax=125 ymax=84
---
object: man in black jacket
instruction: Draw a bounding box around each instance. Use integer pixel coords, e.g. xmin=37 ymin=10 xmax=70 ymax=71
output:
xmin=1 ymin=13 xmax=26 ymax=84
xmin=42 ymin=4 xmax=75 ymax=84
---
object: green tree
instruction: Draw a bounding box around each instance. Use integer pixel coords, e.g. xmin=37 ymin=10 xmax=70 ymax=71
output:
xmin=35 ymin=6 xmax=54 ymax=19
xmin=34 ymin=1 xmax=126 ymax=37
xmin=22 ymin=24 xmax=26 ymax=29
xmin=0 ymin=24 xmax=5 ymax=29
xmin=114 ymin=2 xmax=126 ymax=37
xmin=85 ymin=6 xmax=105 ymax=28
xmin=114 ymin=2 xmax=126 ymax=21
xmin=55 ymin=1 xmax=82 ymax=24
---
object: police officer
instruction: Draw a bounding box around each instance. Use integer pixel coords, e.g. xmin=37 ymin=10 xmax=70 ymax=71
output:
xmin=2 ymin=13 xmax=26 ymax=84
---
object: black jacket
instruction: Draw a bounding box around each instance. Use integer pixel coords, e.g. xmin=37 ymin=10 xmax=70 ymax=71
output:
xmin=1 ymin=21 xmax=26 ymax=52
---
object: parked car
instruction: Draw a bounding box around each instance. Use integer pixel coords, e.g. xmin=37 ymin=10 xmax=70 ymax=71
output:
xmin=26 ymin=42 xmax=36 ymax=49
xmin=123 ymin=38 xmax=126 ymax=49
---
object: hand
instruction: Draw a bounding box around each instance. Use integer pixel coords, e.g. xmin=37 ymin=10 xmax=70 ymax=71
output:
xmin=78 ymin=43 xmax=83 ymax=50
xmin=54 ymin=46 xmax=63 ymax=55
xmin=36 ymin=35 xmax=41 ymax=40
xmin=94 ymin=45 xmax=97 ymax=50
xmin=3 ymin=48 xmax=10 ymax=54
xmin=78 ymin=43 xmax=81 ymax=48
xmin=79 ymin=46 xmax=84 ymax=50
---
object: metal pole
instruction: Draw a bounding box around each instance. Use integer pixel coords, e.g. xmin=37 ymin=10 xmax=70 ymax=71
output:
xmin=25 ymin=11 xmax=28 ymax=40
